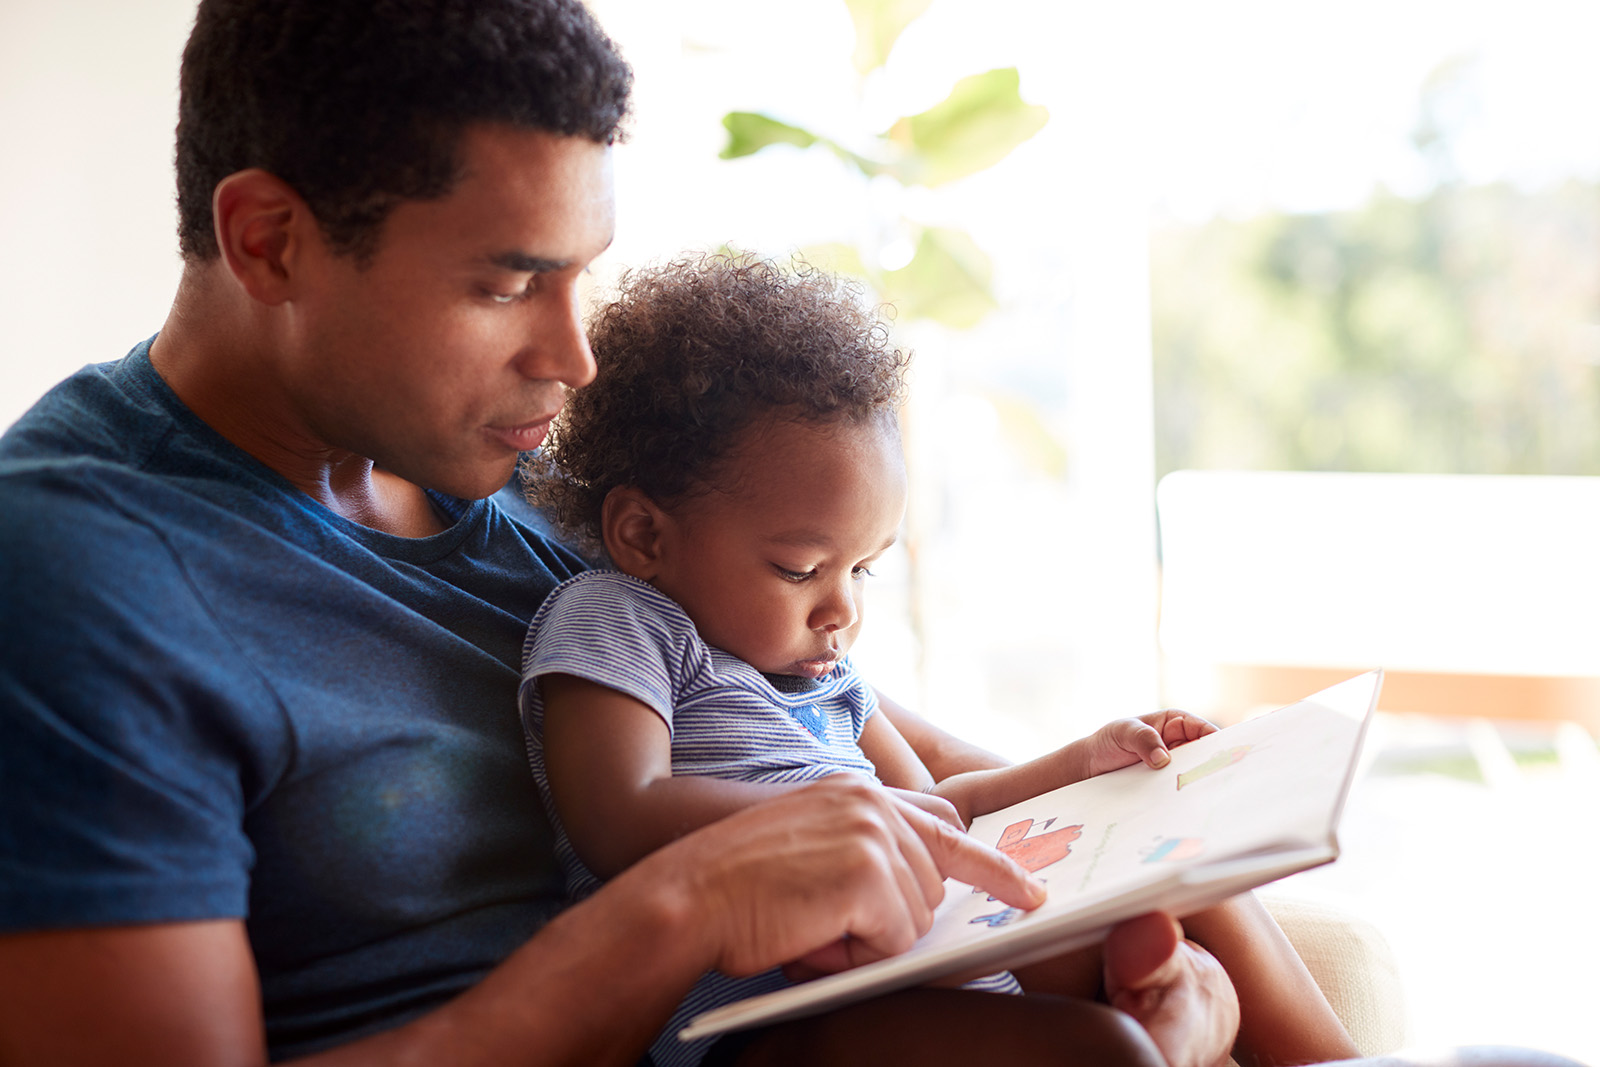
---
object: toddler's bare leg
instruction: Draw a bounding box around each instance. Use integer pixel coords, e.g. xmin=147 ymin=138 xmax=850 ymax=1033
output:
xmin=1010 ymin=940 xmax=1105 ymax=1000
xmin=1013 ymin=896 xmax=1357 ymax=1067
xmin=1179 ymin=894 xmax=1359 ymax=1067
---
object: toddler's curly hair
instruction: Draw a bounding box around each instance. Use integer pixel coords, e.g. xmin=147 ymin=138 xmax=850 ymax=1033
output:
xmin=524 ymin=252 xmax=910 ymax=553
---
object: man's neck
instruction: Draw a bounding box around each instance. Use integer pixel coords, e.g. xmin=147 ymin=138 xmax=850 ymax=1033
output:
xmin=150 ymin=266 xmax=447 ymax=538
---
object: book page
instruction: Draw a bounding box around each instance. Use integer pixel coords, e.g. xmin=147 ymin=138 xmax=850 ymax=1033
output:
xmin=912 ymin=682 xmax=1371 ymax=952
xmin=680 ymin=670 xmax=1379 ymax=1041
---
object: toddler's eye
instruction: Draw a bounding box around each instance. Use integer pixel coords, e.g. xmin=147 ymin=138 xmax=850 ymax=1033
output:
xmin=776 ymin=566 xmax=814 ymax=582
xmin=852 ymin=566 xmax=876 ymax=581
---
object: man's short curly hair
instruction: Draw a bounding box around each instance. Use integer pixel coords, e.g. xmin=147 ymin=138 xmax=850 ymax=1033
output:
xmin=526 ymin=253 xmax=910 ymax=552
xmin=175 ymin=0 xmax=632 ymax=262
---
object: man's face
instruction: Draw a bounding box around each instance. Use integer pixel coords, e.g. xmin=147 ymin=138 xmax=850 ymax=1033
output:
xmin=290 ymin=124 xmax=615 ymax=499
xmin=650 ymin=417 xmax=907 ymax=678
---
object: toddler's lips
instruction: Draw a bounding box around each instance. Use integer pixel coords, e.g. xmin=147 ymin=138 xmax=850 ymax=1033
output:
xmin=792 ymin=655 xmax=840 ymax=680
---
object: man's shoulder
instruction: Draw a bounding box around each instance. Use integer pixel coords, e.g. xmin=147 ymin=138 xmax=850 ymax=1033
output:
xmin=0 ymin=457 xmax=176 ymax=566
xmin=0 ymin=341 xmax=211 ymax=561
xmin=0 ymin=340 xmax=172 ymax=471
xmin=0 ymin=465 xmax=218 ymax=686
xmin=0 ymin=428 xmax=245 ymax=596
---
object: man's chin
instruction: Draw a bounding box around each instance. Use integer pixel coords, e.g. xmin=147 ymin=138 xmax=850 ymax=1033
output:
xmin=390 ymin=457 xmax=521 ymax=502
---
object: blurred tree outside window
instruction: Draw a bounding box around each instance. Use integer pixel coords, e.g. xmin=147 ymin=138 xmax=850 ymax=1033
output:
xmin=583 ymin=0 xmax=1600 ymax=755
xmin=1150 ymin=50 xmax=1600 ymax=479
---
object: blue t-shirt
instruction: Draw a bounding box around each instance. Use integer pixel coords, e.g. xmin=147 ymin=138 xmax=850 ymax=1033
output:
xmin=0 ymin=339 xmax=586 ymax=1059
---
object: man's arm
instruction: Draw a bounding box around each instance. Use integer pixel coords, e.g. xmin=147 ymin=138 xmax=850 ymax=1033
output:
xmin=0 ymin=921 xmax=265 ymax=1067
xmin=0 ymin=889 xmax=708 ymax=1067
xmin=0 ymin=780 xmax=1049 ymax=1067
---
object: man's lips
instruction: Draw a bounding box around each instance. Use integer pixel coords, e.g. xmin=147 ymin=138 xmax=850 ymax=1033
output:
xmin=486 ymin=416 xmax=556 ymax=452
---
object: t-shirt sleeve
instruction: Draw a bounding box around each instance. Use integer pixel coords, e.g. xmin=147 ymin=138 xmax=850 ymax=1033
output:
xmin=521 ymin=574 xmax=695 ymax=734
xmin=0 ymin=474 xmax=269 ymax=931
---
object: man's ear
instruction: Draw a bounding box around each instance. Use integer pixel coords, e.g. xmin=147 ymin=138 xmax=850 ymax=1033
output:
xmin=601 ymin=486 xmax=672 ymax=581
xmin=211 ymin=168 xmax=317 ymax=306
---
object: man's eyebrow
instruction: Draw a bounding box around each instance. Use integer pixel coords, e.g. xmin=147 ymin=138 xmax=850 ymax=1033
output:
xmin=485 ymin=251 xmax=570 ymax=273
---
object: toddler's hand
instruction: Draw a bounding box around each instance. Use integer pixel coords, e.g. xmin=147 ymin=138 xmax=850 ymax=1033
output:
xmin=1082 ymin=710 xmax=1217 ymax=779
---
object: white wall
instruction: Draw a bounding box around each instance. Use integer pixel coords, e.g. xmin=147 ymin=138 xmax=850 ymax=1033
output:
xmin=0 ymin=0 xmax=197 ymax=428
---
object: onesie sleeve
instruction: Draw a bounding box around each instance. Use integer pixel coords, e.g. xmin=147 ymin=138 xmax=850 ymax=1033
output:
xmin=842 ymin=658 xmax=880 ymax=740
xmin=520 ymin=572 xmax=699 ymax=734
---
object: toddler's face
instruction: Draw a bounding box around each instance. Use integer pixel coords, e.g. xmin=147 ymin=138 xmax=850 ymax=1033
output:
xmin=652 ymin=417 xmax=906 ymax=678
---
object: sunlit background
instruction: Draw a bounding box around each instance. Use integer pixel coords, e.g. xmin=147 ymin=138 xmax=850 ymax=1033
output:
xmin=2 ymin=0 xmax=1596 ymax=1060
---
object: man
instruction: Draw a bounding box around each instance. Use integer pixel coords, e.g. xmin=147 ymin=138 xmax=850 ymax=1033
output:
xmin=0 ymin=3 xmax=1570 ymax=1066
xmin=0 ymin=2 xmax=1230 ymax=1063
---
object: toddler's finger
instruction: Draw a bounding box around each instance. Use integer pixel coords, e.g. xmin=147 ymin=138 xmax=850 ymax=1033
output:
xmin=1161 ymin=711 xmax=1216 ymax=747
xmin=1126 ymin=720 xmax=1171 ymax=768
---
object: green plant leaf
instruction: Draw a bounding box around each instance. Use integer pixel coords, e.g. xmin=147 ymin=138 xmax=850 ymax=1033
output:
xmin=720 ymin=110 xmax=900 ymax=182
xmin=845 ymin=0 xmax=934 ymax=74
xmin=719 ymin=112 xmax=819 ymax=160
xmin=880 ymin=226 xmax=997 ymax=329
xmin=885 ymin=68 xmax=1049 ymax=187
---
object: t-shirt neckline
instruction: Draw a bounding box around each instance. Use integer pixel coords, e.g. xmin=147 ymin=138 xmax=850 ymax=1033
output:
xmin=121 ymin=335 xmax=491 ymax=563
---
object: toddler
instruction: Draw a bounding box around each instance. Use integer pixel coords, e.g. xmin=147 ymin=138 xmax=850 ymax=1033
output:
xmin=517 ymin=253 xmax=1354 ymax=1067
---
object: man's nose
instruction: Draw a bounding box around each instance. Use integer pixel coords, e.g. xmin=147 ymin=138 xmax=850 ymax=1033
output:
xmin=515 ymin=283 xmax=597 ymax=388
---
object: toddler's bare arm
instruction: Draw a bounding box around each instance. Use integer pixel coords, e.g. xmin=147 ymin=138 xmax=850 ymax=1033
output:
xmin=541 ymin=672 xmax=858 ymax=877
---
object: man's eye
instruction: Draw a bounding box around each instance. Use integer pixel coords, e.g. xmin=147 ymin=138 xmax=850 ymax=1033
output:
xmin=487 ymin=279 xmax=538 ymax=304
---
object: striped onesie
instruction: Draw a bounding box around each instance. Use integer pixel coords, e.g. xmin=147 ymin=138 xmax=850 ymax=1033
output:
xmin=518 ymin=569 xmax=1018 ymax=1067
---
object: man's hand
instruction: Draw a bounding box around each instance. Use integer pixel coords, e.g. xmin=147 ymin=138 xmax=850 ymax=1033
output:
xmin=1079 ymin=710 xmax=1217 ymax=779
xmin=1103 ymin=912 xmax=1240 ymax=1067
xmin=662 ymin=778 xmax=1047 ymax=980
xmin=879 ymin=786 xmax=965 ymax=829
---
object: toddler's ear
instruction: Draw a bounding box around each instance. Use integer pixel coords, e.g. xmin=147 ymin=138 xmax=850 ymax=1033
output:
xmin=601 ymin=486 xmax=669 ymax=580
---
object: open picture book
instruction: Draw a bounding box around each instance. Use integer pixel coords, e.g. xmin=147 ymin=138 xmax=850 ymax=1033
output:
xmin=680 ymin=669 xmax=1384 ymax=1042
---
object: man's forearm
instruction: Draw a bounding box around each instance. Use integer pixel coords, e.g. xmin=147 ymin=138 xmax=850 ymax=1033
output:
xmin=0 ymin=782 xmax=1048 ymax=1067
xmin=0 ymin=889 xmax=710 ymax=1067
xmin=302 ymin=856 xmax=712 ymax=1067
